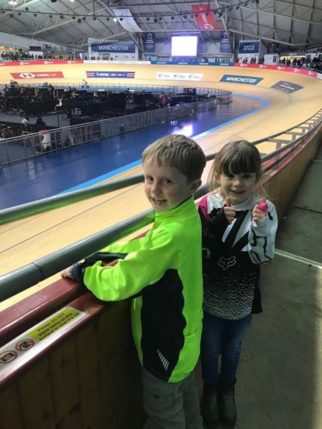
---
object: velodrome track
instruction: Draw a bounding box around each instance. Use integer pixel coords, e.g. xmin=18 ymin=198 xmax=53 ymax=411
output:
xmin=0 ymin=62 xmax=321 ymax=309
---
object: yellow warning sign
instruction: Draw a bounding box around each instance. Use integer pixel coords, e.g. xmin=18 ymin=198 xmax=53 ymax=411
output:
xmin=0 ymin=307 xmax=86 ymax=374
xmin=29 ymin=307 xmax=81 ymax=341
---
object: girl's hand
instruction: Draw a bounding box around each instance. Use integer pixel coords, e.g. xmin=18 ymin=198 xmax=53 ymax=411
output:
xmin=252 ymin=199 xmax=268 ymax=223
xmin=223 ymin=198 xmax=236 ymax=224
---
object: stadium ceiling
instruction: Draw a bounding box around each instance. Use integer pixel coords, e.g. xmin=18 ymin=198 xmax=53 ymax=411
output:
xmin=0 ymin=0 xmax=321 ymax=52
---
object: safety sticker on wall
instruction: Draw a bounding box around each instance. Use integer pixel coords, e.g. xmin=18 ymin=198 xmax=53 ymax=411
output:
xmin=0 ymin=306 xmax=86 ymax=372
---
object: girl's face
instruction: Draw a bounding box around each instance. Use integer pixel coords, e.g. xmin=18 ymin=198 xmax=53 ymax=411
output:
xmin=216 ymin=171 xmax=258 ymax=204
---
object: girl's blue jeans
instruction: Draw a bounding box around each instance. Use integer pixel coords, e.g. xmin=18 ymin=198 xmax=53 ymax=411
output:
xmin=201 ymin=312 xmax=252 ymax=386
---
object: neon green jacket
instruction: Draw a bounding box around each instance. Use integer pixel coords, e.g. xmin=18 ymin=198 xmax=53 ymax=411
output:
xmin=83 ymin=197 xmax=203 ymax=382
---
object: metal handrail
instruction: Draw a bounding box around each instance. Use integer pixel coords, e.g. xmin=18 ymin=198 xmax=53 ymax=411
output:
xmin=0 ymin=209 xmax=154 ymax=301
xmin=0 ymin=184 xmax=208 ymax=301
xmin=254 ymin=109 xmax=322 ymax=144
xmin=0 ymin=124 xmax=319 ymax=303
xmin=0 ymin=153 xmax=214 ymax=225
xmin=0 ymin=174 xmax=143 ymax=225
xmin=1 ymin=105 xmax=321 ymax=226
xmin=0 ymin=113 xmax=321 ymax=302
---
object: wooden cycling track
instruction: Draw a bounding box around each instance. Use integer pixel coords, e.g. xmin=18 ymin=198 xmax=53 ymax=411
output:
xmin=0 ymin=63 xmax=321 ymax=309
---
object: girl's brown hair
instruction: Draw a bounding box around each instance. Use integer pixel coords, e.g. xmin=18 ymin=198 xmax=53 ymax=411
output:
xmin=208 ymin=140 xmax=263 ymax=190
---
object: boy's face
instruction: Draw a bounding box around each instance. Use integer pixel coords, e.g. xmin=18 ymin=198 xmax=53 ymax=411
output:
xmin=143 ymin=158 xmax=200 ymax=212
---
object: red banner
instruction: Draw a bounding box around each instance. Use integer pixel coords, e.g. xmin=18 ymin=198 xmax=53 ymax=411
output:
xmin=192 ymin=5 xmax=220 ymax=31
xmin=0 ymin=60 xmax=83 ymax=67
xmin=10 ymin=71 xmax=64 ymax=79
xmin=234 ymin=63 xmax=318 ymax=78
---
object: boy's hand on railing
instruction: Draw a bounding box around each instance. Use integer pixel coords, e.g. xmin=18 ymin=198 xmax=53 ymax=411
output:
xmin=223 ymin=198 xmax=236 ymax=224
xmin=61 ymin=252 xmax=125 ymax=283
xmin=61 ymin=262 xmax=85 ymax=283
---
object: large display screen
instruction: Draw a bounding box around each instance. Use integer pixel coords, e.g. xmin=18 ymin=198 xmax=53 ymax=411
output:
xmin=171 ymin=35 xmax=199 ymax=57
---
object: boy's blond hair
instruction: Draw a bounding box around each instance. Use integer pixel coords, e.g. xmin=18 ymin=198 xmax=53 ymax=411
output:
xmin=142 ymin=134 xmax=206 ymax=182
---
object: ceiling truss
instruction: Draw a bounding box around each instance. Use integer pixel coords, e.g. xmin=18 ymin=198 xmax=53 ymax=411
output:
xmin=0 ymin=0 xmax=320 ymax=51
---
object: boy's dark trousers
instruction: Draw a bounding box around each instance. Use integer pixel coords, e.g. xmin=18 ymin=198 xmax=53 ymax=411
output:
xmin=142 ymin=368 xmax=203 ymax=429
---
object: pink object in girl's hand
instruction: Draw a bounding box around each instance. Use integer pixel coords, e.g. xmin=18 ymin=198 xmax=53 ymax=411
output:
xmin=257 ymin=199 xmax=268 ymax=212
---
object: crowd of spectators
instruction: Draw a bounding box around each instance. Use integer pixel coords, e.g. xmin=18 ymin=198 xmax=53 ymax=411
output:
xmin=237 ymin=53 xmax=322 ymax=72
xmin=0 ymin=80 xmax=53 ymax=139
xmin=0 ymin=123 xmax=16 ymax=140
xmin=278 ymin=55 xmax=322 ymax=72
xmin=0 ymin=49 xmax=77 ymax=62
xmin=1 ymin=47 xmax=322 ymax=72
xmin=0 ymin=80 xmax=56 ymax=116
xmin=0 ymin=81 xmax=210 ymax=140
xmin=0 ymin=114 xmax=47 ymax=140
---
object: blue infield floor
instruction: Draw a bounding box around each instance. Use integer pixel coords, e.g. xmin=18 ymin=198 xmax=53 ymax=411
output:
xmin=0 ymin=94 xmax=267 ymax=209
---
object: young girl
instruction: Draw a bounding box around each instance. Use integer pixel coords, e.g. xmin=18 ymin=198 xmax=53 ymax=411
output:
xmin=198 ymin=140 xmax=278 ymax=428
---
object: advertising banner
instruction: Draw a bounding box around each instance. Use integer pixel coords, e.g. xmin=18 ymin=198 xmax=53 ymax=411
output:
xmin=192 ymin=5 xmax=220 ymax=31
xmin=156 ymin=72 xmax=203 ymax=81
xmin=234 ymin=63 xmax=318 ymax=78
xmin=220 ymin=32 xmax=232 ymax=53
xmin=143 ymin=32 xmax=155 ymax=53
xmin=267 ymin=42 xmax=279 ymax=53
xmin=271 ymin=81 xmax=303 ymax=93
xmin=91 ymin=42 xmax=136 ymax=53
xmin=10 ymin=71 xmax=64 ymax=79
xmin=86 ymin=71 xmax=135 ymax=78
xmin=220 ymin=74 xmax=263 ymax=85
xmin=238 ymin=41 xmax=260 ymax=54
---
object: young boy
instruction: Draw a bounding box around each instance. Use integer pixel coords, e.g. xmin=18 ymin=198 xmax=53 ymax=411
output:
xmin=62 ymin=134 xmax=206 ymax=429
